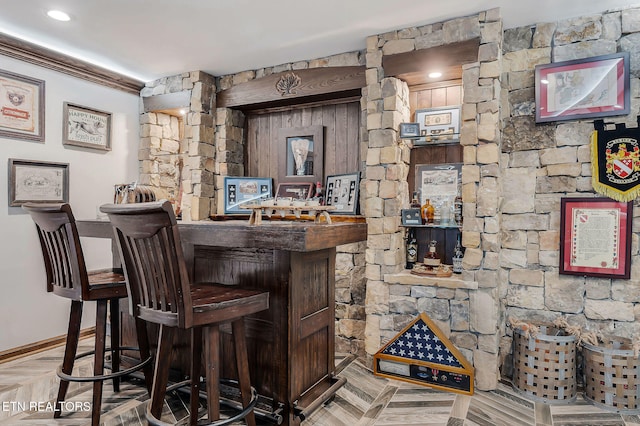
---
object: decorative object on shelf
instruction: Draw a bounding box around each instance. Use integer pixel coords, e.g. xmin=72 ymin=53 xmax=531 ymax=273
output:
xmin=535 ymin=52 xmax=630 ymax=123
xmin=314 ymin=181 xmax=324 ymax=205
xmin=325 ymin=171 xmax=360 ymax=215
xmin=416 ymin=163 xmax=462 ymax=226
xmin=591 ymin=117 xmax=640 ymax=202
xmin=454 ymin=183 xmax=463 ymax=226
xmin=223 ymin=176 xmax=272 ymax=214
xmin=405 ymin=228 xmax=418 ymax=269
xmin=452 ymin=236 xmax=464 ymax=274
xmin=8 ymin=158 xmax=68 ymax=206
xmin=275 ymin=72 xmax=301 ymax=96
xmin=62 ymin=102 xmax=112 ymax=151
xmin=241 ymin=203 xmax=335 ymax=225
xmin=373 ymin=312 xmax=474 ymax=395
xmin=401 ymin=208 xmax=421 ymax=226
xmin=399 ymin=122 xmax=420 ymax=138
xmin=414 ymin=105 xmax=461 ymax=144
xmin=275 ymin=182 xmax=314 ymax=200
xmin=0 ymin=69 xmax=45 ymax=142
xmin=113 ymin=183 xmax=157 ymax=204
xmin=421 ymin=198 xmax=435 ymax=224
xmin=278 ymin=126 xmax=324 ymax=184
xmin=410 ymin=191 xmax=421 ymax=209
xmin=560 ymin=197 xmax=632 ymax=279
xmin=423 ymin=240 xmax=440 ymax=267
xmin=411 ymin=263 xmax=452 ymax=277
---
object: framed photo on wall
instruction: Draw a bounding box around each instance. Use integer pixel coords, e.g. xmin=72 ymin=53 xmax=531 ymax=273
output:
xmin=535 ymin=52 xmax=630 ymax=123
xmin=278 ymin=126 xmax=324 ymax=184
xmin=223 ymin=176 xmax=272 ymax=214
xmin=414 ymin=106 xmax=460 ymax=145
xmin=559 ymin=197 xmax=632 ymax=279
xmin=415 ymin=163 xmax=462 ymax=226
xmin=8 ymin=158 xmax=69 ymax=207
xmin=325 ymin=172 xmax=360 ymax=215
xmin=0 ymin=69 xmax=45 ymax=142
xmin=63 ymin=102 xmax=112 ymax=150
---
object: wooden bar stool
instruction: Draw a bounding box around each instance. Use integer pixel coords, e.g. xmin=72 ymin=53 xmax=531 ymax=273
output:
xmin=101 ymin=200 xmax=269 ymax=426
xmin=23 ymin=203 xmax=153 ymax=426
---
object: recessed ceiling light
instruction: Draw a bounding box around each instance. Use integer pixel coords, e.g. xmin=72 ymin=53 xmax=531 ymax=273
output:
xmin=47 ymin=10 xmax=71 ymax=22
xmin=428 ymin=71 xmax=442 ymax=79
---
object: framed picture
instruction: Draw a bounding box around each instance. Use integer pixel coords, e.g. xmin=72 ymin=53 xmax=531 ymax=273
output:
xmin=325 ymin=172 xmax=360 ymax=215
xmin=8 ymin=158 xmax=69 ymax=207
xmin=401 ymin=208 xmax=422 ymax=226
xmin=535 ymin=52 xmax=630 ymax=123
xmin=223 ymin=176 xmax=272 ymax=214
xmin=278 ymin=126 xmax=324 ymax=184
xmin=0 ymin=69 xmax=45 ymax=142
xmin=399 ymin=123 xmax=420 ymax=139
xmin=559 ymin=197 xmax=632 ymax=279
xmin=414 ymin=106 xmax=461 ymax=144
xmin=275 ymin=182 xmax=314 ymax=200
xmin=63 ymin=102 xmax=112 ymax=150
xmin=415 ymin=163 xmax=462 ymax=226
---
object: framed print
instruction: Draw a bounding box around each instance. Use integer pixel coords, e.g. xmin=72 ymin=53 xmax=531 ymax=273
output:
xmin=63 ymin=102 xmax=112 ymax=150
xmin=8 ymin=158 xmax=68 ymax=207
xmin=0 ymin=69 xmax=45 ymax=142
xmin=415 ymin=163 xmax=462 ymax=226
xmin=401 ymin=208 xmax=422 ymax=225
xmin=325 ymin=172 xmax=360 ymax=215
xmin=414 ymin=106 xmax=460 ymax=144
xmin=559 ymin=197 xmax=632 ymax=279
xmin=535 ymin=52 xmax=630 ymax=123
xmin=223 ymin=176 xmax=272 ymax=214
xmin=399 ymin=123 xmax=420 ymax=139
xmin=275 ymin=182 xmax=314 ymax=200
xmin=278 ymin=126 xmax=324 ymax=184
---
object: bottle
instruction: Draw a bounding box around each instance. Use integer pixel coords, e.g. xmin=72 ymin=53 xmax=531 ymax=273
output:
xmin=433 ymin=202 xmax=441 ymax=225
xmin=314 ymin=181 xmax=324 ymax=205
xmin=423 ymin=240 xmax=440 ymax=267
xmin=410 ymin=191 xmax=421 ymax=209
xmin=405 ymin=228 xmax=418 ymax=269
xmin=421 ymin=199 xmax=435 ymax=224
xmin=454 ymin=184 xmax=463 ymax=227
xmin=452 ymin=236 xmax=464 ymax=274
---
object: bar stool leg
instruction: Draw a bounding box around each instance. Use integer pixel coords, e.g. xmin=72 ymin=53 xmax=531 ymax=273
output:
xmin=232 ymin=319 xmax=256 ymax=426
xmin=55 ymin=300 xmax=83 ymax=418
xmin=204 ymin=325 xmax=221 ymax=424
xmin=190 ymin=327 xmax=203 ymax=425
xmin=92 ymin=299 xmax=108 ymax=426
xmin=134 ymin=316 xmax=153 ymax=393
xmin=149 ymin=324 xmax=175 ymax=420
xmin=109 ymin=299 xmax=121 ymax=393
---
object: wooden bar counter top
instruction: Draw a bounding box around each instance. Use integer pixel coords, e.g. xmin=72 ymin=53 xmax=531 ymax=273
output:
xmin=77 ymin=218 xmax=367 ymax=425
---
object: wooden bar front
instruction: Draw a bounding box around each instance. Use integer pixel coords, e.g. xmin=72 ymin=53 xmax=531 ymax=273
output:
xmin=77 ymin=219 xmax=367 ymax=425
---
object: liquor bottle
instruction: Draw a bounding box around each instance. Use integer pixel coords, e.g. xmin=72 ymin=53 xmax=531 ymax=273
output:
xmin=314 ymin=181 xmax=324 ymax=205
xmin=421 ymin=199 xmax=435 ymax=224
xmin=423 ymin=240 xmax=441 ymax=267
xmin=454 ymin=183 xmax=463 ymax=227
xmin=452 ymin=236 xmax=464 ymax=274
xmin=410 ymin=191 xmax=421 ymax=209
xmin=405 ymin=228 xmax=418 ymax=269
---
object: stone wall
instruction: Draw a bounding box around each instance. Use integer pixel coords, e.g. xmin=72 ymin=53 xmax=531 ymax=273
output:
xmin=500 ymin=6 xmax=640 ymax=377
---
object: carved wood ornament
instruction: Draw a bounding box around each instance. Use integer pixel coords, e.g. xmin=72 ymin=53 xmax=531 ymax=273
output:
xmin=275 ymin=72 xmax=301 ymax=96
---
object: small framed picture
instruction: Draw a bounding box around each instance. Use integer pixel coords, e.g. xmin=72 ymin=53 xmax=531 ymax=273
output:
xmin=8 ymin=158 xmax=69 ymax=207
xmin=278 ymin=126 xmax=324 ymax=184
xmin=414 ymin=106 xmax=461 ymax=144
xmin=399 ymin=123 xmax=420 ymax=138
xmin=0 ymin=69 xmax=45 ymax=142
xmin=325 ymin=172 xmax=360 ymax=215
xmin=223 ymin=176 xmax=272 ymax=214
xmin=63 ymin=102 xmax=112 ymax=151
xmin=401 ymin=209 xmax=422 ymax=225
xmin=275 ymin=182 xmax=314 ymax=199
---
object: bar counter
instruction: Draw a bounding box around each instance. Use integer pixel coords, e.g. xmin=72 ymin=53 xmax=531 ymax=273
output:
xmin=77 ymin=218 xmax=367 ymax=425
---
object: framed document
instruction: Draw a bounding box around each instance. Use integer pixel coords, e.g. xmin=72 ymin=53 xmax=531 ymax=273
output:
xmin=223 ymin=176 xmax=272 ymax=214
xmin=560 ymin=197 xmax=632 ymax=279
xmin=9 ymin=158 xmax=69 ymax=206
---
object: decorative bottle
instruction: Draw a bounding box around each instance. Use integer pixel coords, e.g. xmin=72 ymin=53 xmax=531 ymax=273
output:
xmin=421 ymin=199 xmax=435 ymax=225
xmin=410 ymin=191 xmax=421 ymax=209
xmin=423 ymin=240 xmax=440 ymax=267
xmin=454 ymin=184 xmax=463 ymax=226
xmin=405 ymin=228 xmax=418 ymax=269
xmin=452 ymin=236 xmax=464 ymax=274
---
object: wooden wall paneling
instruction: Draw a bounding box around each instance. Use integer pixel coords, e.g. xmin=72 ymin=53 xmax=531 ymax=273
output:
xmin=346 ymin=103 xmax=360 ymax=174
xmin=335 ymin=103 xmax=349 ymax=175
xmin=431 ymin=87 xmax=447 ymax=107
xmin=269 ymin=114 xmax=282 ymax=179
xmin=447 ymin=85 xmax=462 ymax=105
xmin=322 ymin=105 xmax=337 ymax=179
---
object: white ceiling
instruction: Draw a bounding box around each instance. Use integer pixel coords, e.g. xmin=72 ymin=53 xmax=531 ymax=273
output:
xmin=0 ymin=0 xmax=637 ymax=83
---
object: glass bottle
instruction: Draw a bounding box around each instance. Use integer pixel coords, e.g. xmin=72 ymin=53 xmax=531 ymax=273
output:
xmin=410 ymin=191 xmax=421 ymax=209
xmin=452 ymin=236 xmax=464 ymax=274
xmin=314 ymin=181 xmax=324 ymax=205
xmin=405 ymin=228 xmax=418 ymax=269
xmin=421 ymin=198 xmax=435 ymax=224
xmin=423 ymin=240 xmax=440 ymax=267
xmin=454 ymin=183 xmax=463 ymax=227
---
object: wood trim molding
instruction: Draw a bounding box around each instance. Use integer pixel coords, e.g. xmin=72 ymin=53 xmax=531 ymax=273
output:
xmin=0 ymin=33 xmax=144 ymax=95
xmin=0 ymin=326 xmax=95 ymax=364
xmin=217 ymin=66 xmax=366 ymax=109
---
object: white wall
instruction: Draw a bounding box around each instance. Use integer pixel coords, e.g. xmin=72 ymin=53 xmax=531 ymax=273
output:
xmin=0 ymin=55 xmax=140 ymax=351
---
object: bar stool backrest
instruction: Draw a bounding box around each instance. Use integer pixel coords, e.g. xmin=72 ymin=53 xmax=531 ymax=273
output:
xmin=23 ymin=203 xmax=89 ymax=301
xmin=100 ymin=201 xmax=193 ymax=328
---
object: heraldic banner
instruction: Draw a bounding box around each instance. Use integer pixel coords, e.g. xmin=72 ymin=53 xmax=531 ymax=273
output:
xmin=591 ymin=118 xmax=640 ymax=201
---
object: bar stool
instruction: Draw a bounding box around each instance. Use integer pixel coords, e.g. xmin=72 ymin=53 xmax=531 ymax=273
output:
xmin=100 ymin=200 xmax=269 ymax=426
xmin=22 ymin=203 xmax=153 ymax=426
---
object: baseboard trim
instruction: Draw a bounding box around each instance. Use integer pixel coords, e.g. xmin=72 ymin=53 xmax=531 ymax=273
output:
xmin=0 ymin=327 xmax=96 ymax=364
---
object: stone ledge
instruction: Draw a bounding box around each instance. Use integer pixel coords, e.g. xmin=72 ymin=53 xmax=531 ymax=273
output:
xmin=383 ymin=270 xmax=478 ymax=289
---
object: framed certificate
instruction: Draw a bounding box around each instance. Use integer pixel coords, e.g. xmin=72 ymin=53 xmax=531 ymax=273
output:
xmin=559 ymin=197 xmax=632 ymax=279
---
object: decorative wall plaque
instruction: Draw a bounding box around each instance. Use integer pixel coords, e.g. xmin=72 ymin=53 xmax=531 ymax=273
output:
xmin=275 ymin=72 xmax=301 ymax=96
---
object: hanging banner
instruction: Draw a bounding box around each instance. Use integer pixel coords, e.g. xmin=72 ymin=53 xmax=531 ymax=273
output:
xmin=591 ymin=118 xmax=640 ymax=201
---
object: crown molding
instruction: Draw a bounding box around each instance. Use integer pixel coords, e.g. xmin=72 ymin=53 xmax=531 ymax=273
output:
xmin=0 ymin=33 xmax=144 ymax=95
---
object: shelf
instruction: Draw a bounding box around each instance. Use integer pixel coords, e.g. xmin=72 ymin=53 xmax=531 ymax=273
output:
xmin=401 ymin=224 xmax=460 ymax=229
xmin=384 ymin=270 xmax=477 ymax=290
xmin=401 ymin=136 xmax=460 ymax=146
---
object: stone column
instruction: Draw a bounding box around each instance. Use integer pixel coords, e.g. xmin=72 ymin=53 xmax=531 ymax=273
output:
xmin=213 ymin=108 xmax=245 ymax=214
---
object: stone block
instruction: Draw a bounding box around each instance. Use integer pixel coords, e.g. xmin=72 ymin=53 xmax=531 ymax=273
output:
xmin=477 ymin=143 xmax=499 ymax=164
xmin=503 ymin=117 xmax=555 ymax=152
xmin=510 ymin=269 xmax=544 ymax=287
xmin=503 ymin=27 xmax=533 ymax=53
xmin=500 ymin=249 xmax=527 ymax=268
xmin=451 ymin=300 xmax=470 ymax=331
xmin=556 ymin=122 xmax=593 ymax=147
xmin=544 ymin=272 xmax=584 ymax=313
xmin=502 ymin=168 xmax=536 ymax=214
xmin=585 ymin=279 xmax=611 ymax=300
xmin=481 ymin=21 xmax=502 ymax=44
xmin=443 ymin=16 xmax=480 ymax=43
xmin=603 ymin=12 xmax=622 ymax=40
xmin=470 ymin=288 xmax=498 ymax=334
xmin=414 ymin=31 xmax=444 ymax=50
xmin=382 ymin=39 xmax=415 ymax=55
xmin=554 ymin=39 xmax=617 ymax=63
xmin=379 ymin=146 xmax=401 ymax=164
xmin=532 ymin=22 xmax=556 ymax=48
xmin=476 ymin=270 xmax=498 ymax=288
xmin=536 ymin=176 xmax=577 ymax=193
xmin=554 ymin=16 xmax=602 ymax=46
xmin=381 ymin=111 xmax=403 ymax=130
xmin=546 ymin=163 xmax=582 ymax=177
xmin=462 ymin=231 xmax=481 ymax=248
xmin=364 ymin=314 xmax=381 ymax=355
xmin=416 ymin=297 xmax=449 ymax=321
xmin=585 ymin=299 xmax=634 ymax=321
xmin=462 ymin=248 xmax=483 ymax=269
xmin=369 ymin=129 xmax=396 ymax=148
xmin=190 ymin=196 xmax=211 ymax=221
xmin=507 ymin=285 xmax=544 ymax=309
xmin=463 ymin=146 xmax=477 ymax=164
xmin=503 ymin=48 xmax=550 ymax=73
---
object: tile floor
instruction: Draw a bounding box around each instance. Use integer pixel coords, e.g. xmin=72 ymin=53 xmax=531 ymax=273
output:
xmin=1 ymin=338 xmax=639 ymax=425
